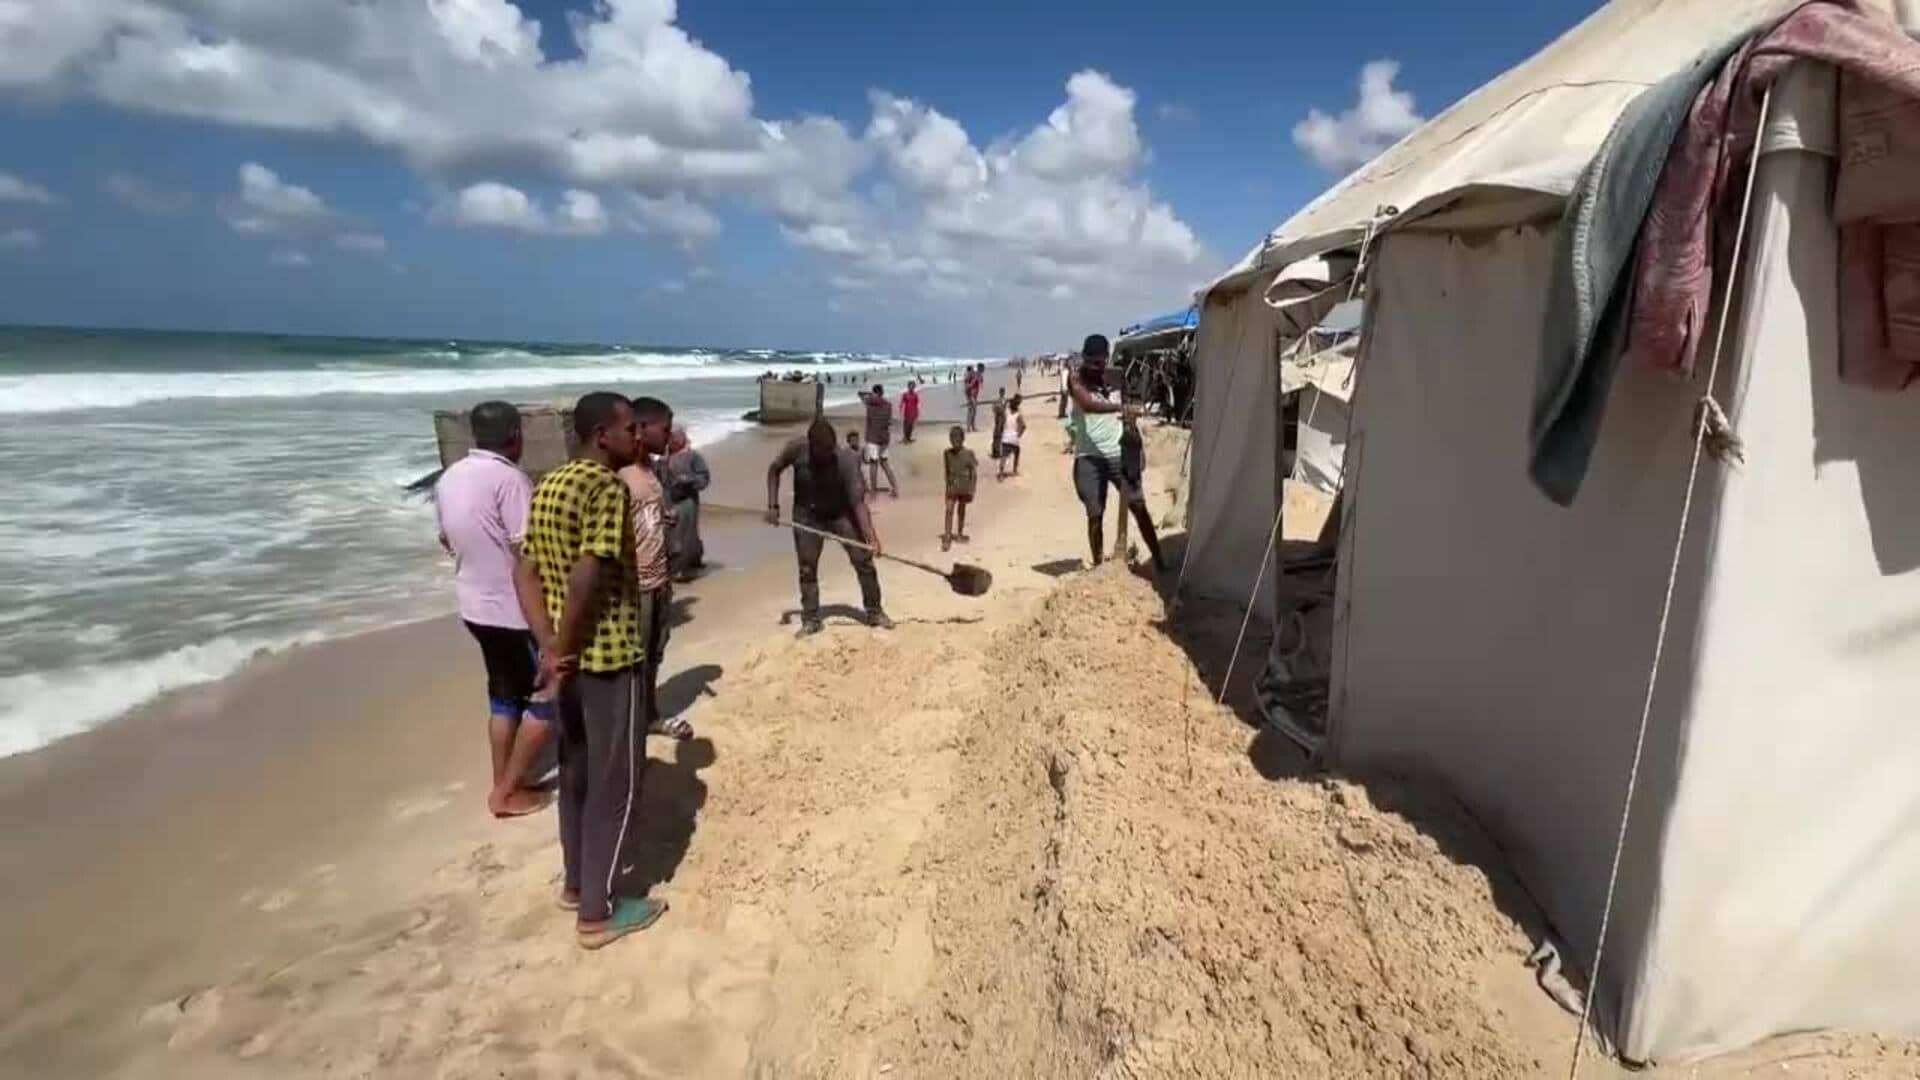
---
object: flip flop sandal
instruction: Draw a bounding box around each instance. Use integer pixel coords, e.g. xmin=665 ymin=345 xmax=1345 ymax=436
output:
xmin=649 ymin=715 xmax=694 ymax=740
xmin=578 ymin=896 xmax=667 ymax=950
xmin=557 ymin=889 xmax=580 ymax=912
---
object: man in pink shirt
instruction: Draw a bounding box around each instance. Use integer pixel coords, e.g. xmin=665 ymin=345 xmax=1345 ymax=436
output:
xmin=435 ymin=401 xmax=554 ymax=818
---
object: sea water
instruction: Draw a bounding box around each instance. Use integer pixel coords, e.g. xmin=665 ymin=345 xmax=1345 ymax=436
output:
xmin=0 ymin=325 xmax=976 ymax=757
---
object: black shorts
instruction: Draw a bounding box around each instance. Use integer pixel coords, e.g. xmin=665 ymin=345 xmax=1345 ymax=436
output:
xmin=1073 ymin=454 xmax=1142 ymax=518
xmin=464 ymin=621 xmax=550 ymax=720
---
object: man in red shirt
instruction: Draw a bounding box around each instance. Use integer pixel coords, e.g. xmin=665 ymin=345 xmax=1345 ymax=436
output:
xmin=900 ymin=380 xmax=922 ymax=443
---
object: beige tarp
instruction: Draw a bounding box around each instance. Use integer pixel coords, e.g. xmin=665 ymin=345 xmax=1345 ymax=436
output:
xmin=1208 ymin=0 xmax=1811 ymax=301
xmin=1187 ymin=0 xmax=1920 ymax=1062
xmin=1325 ymin=61 xmax=1920 ymax=1064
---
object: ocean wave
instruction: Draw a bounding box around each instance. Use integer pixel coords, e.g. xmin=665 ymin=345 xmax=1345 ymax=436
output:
xmin=0 ymin=632 xmax=327 ymax=759
xmin=0 ymin=352 xmax=975 ymax=414
xmin=0 ymin=364 xmax=743 ymax=414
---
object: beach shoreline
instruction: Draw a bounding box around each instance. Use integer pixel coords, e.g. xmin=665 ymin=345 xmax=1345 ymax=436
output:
xmin=0 ymin=362 xmax=1053 ymax=1073
xmin=0 ymin=360 xmax=1013 ymax=765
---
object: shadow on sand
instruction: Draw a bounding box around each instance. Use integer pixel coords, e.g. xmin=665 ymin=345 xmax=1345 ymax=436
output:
xmin=617 ymin=735 xmax=717 ymax=898
xmin=1031 ymin=557 xmax=1087 ymax=578
xmin=657 ymin=662 xmax=722 ymax=720
xmin=1145 ymin=529 xmax=1560 ymax=964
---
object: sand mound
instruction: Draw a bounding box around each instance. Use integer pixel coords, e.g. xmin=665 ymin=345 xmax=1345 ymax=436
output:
xmin=122 ymin=550 xmax=1913 ymax=1077
xmin=896 ymin=562 xmax=1543 ymax=1078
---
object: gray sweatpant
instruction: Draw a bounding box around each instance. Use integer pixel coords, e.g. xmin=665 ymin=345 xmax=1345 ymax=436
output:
xmin=557 ymin=663 xmax=645 ymax=922
xmin=794 ymin=510 xmax=882 ymax=619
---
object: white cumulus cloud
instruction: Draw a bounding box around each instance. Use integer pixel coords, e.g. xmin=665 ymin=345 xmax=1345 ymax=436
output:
xmin=553 ymin=189 xmax=609 ymax=235
xmin=775 ymin=69 xmax=1204 ymax=332
xmin=0 ymin=2 xmax=1212 ymax=343
xmin=1293 ymin=59 xmax=1424 ymax=174
xmin=445 ymin=181 xmax=541 ymax=231
xmin=440 ymin=182 xmax=608 ymax=236
xmin=102 ymin=171 xmax=191 ymax=215
xmin=626 ymin=191 xmax=721 ymax=248
xmin=225 ymin=162 xmax=330 ymax=233
xmin=0 ymin=171 xmax=56 ymax=204
xmin=781 ymin=222 xmax=863 ymax=256
xmin=8 ymin=1 xmax=763 ymax=193
xmin=1011 ymin=71 xmax=1143 ymax=182
xmin=269 ymin=249 xmax=310 ymax=267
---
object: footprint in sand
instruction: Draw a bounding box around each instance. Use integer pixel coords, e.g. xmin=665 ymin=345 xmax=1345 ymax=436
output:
xmin=389 ymin=793 xmax=452 ymax=822
xmin=140 ymin=987 xmax=224 ymax=1050
xmin=258 ymin=889 xmax=298 ymax=912
xmin=236 ymin=1030 xmax=277 ymax=1059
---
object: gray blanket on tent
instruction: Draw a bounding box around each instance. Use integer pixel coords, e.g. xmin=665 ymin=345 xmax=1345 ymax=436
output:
xmin=1529 ymin=34 xmax=1749 ymax=506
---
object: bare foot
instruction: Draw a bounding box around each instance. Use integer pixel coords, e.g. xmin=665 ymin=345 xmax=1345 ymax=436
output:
xmin=489 ymin=787 xmax=554 ymax=818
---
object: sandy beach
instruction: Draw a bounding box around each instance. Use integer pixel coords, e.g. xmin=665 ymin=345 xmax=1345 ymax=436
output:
xmin=4 ymin=368 xmax=1915 ymax=1078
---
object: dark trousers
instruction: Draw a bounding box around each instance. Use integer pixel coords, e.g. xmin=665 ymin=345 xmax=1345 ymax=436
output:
xmin=639 ymin=583 xmax=670 ymax=722
xmin=1056 ymin=392 xmax=1068 ymax=419
xmin=902 ymin=417 xmax=916 ymax=443
xmin=794 ymin=510 xmax=883 ymax=618
xmin=557 ymin=638 xmax=652 ymax=921
xmin=668 ymin=498 xmax=702 ymax=576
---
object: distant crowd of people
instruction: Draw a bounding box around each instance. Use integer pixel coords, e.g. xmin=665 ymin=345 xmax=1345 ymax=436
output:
xmin=428 ymin=337 xmax=1164 ymax=950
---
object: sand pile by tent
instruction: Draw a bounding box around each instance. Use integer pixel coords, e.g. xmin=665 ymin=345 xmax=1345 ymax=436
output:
xmin=893 ymin=562 xmax=1546 ymax=1078
xmin=120 ymin=546 xmax=1920 ymax=1077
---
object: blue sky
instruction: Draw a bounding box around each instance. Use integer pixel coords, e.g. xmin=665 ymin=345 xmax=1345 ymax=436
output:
xmin=0 ymin=1 xmax=1596 ymax=354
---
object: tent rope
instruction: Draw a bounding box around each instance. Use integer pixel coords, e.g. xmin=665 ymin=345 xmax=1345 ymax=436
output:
xmin=1217 ymin=499 xmax=1286 ymax=706
xmin=1567 ymin=84 xmax=1773 ymax=1079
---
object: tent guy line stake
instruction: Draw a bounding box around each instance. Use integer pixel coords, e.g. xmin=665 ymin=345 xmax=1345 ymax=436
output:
xmin=1567 ymin=84 xmax=1773 ymax=1079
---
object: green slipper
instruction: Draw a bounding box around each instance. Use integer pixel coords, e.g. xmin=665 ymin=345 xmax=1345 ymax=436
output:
xmin=578 ymin=896 xmax=667 ymax=950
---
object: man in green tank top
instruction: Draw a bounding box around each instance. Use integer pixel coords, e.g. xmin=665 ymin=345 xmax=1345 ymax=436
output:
xmin=1067 ymin=334 xmax=1166 ymax=571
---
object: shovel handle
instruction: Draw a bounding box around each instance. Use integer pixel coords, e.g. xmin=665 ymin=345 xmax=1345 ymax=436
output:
xmin=777 ymin=516 xmax=951 ymax=579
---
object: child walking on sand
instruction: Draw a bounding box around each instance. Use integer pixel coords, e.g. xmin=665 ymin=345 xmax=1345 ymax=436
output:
xmin=942 ymin=425 xmax=978 ymax=552
xmin=997 ymin=394 xmax=1026 ymax=479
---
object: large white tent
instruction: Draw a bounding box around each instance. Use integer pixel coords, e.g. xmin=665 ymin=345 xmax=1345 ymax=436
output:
xmin=1187 ymin=0 xmax=1920 ymax=1064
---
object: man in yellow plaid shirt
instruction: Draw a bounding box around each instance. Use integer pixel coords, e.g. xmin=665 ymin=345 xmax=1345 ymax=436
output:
xmin=512 ymin=390 xmax=668 ymax=950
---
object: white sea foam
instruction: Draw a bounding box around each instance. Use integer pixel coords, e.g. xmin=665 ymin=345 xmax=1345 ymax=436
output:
xmin=683 ymin=412 xmax=755 ymax=449
xmin=0 ymin=352 xmax=981 ymax=414
xmin=0 ymin=358 xmax=736 ymax=414
xmin=0 ymin=632 xmax=327 ymax=758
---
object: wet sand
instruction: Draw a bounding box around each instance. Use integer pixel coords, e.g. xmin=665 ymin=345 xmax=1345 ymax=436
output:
xmin=0 ymin=363 xmax=1053 ymax=1074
